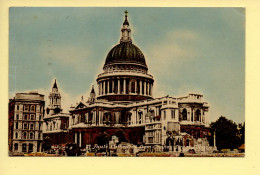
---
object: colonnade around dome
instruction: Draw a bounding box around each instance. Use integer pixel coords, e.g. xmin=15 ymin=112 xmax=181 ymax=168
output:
xmin=97 ymin=77 xmax=153 ymax=99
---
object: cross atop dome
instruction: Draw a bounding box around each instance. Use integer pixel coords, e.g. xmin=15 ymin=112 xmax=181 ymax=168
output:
xmin=123 ymin=10 xmax=129 ymax=26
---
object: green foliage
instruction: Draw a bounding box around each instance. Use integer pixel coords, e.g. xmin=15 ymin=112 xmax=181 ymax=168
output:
xmin=210 ymin=116 xmax=244 ymax=150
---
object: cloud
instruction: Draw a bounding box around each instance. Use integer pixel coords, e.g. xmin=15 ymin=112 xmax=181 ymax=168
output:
xmin=147 ymin=30 xmax=198 ymax=69
xmin=39 ymin=43 xmax=92 ymax=72
xmin=168 ymin=30 xmax=199 ymax=41
xmin=146 ymin=29 xmax=199 ymax=97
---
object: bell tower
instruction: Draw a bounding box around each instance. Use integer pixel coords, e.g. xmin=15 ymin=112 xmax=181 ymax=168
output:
xmin=88 ymin=85 xmax=96 ymax=104
xmin=46 ymin=79 xmax=62 ymax=116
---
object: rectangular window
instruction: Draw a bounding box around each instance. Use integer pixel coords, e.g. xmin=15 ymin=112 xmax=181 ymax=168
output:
xmin=28 ymin=144 xmax=33 ymax=153
xmin=17 ymin=105 xmax=19 ymax=110
xmin=16 ymin=122 xmax=18 ymax=129
xmin=24 ymin=105 xmax=29 ymax=111
xmin=171 ymin=110 xmax=175 ymax=119
xmin=148 ymin=137 xmax=153 ymax=143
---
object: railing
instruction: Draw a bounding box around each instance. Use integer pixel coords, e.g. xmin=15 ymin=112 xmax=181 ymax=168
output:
xmin=97 ymin=70 xmax=153 ymax=79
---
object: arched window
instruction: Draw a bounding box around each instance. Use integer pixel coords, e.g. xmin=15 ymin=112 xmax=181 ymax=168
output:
xmin=30 ymin=124 xmax=34 ymax=130
xmin=24 ymin=114 xmax=28 ymax=120
xmin=30 ymin=105 xmax=35 ymax=112
xmin=138 ymin=111 xmax=143 ymax=124
xmin=182 ymin=109 xmax=187 ymax=120
xmin=30 ymin=114 xmax=35 ymax=120
xmin=22 ymin=144 xmax=27 ymax=152
xmin=30 ymin=132 xmax=34 ymax=139
xmin=14 ymin=143 xmax=18 ymax=151
xmin=23 ymin=132 xmax=27 ymax=139
xmin=195 ymin=109 xmax=201 ymax=121
xmin=15 ymin=132 xmax=18 ymax=139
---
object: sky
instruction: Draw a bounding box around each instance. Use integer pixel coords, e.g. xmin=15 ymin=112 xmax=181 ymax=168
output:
xmin=9 ymin=7 xmax=245 ymax=123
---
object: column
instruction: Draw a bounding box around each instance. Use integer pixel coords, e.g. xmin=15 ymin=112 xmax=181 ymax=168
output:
xmin=150 ymin=84 xmax=153 ymax=96
xmin=200 ymin=109 xmax=203 ymax=123
xmin=112 ymin=79 xmax=115 ymax=94
xmin=93 ymin=111 xmax=96 ymax=125
xmin=192 ymin=109 xmax=195 ymax=122
xmin=144 ymin=81 xmax=147 ymax=95
xmin=79 ymin=132 xmax=82 ymax=147
xmin=99 ymin=111 xmax=102 ymax=125
xmin=129 ymin=81 xmax=132 ymax=93
xmin=175 ymin=109 xmax=178 ymax=121
xmin=147 ymin=82 xmax=150 ymax=96
xmin=118 ymin=78 xmax=120 ymax=94
xmin=140 ymin=80 xmax=143 ymax=95
xmin=100 ymin=82 xmax=102 ymax=95
xmin=98 ymin=83 xmax=101 ymax=95
xmin=86 ymin=113 xmax=89 ymax=123
xmin=123 ymin=78 xmax=126 ymax=94
xmin=75 ymin=132 xmax=77 ymax=143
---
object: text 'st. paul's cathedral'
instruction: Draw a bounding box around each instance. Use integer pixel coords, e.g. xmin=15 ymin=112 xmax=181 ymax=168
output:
xmin=44 ymin=11 xmax=213 ymax=153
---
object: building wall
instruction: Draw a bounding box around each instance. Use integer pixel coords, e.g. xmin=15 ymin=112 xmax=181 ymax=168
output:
xmin=9 ymin=92 xmax=45 ymax=155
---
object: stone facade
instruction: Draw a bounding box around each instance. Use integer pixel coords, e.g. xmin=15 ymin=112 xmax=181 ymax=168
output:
xmin=8 ymin=92 xmax=45 ymax=155
xmin=67 ymin=12 xmax=212 ymax=153
xmin=43 ymin=80 xmax=72 ymax=147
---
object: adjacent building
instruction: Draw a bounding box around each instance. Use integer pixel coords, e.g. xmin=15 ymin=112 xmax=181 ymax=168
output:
xmin=43 ymin=80 xmax=72 ymax=146
xmin=8 ymin=91 xmax=45 ymax=155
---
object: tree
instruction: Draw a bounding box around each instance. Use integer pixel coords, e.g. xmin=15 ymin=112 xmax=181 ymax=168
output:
xmin=210 ymin=116 xmax=240 ymax=150
xmin=237 ymin=122 xmax=245 ymax=146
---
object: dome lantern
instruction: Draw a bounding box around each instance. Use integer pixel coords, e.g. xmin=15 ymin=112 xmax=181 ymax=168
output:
xmin=120 ymin=10 xmax=132 ymax=43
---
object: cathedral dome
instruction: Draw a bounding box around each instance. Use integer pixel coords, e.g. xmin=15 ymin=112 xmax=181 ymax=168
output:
xmin=104 ymin=42 xmax=147 ymax=69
